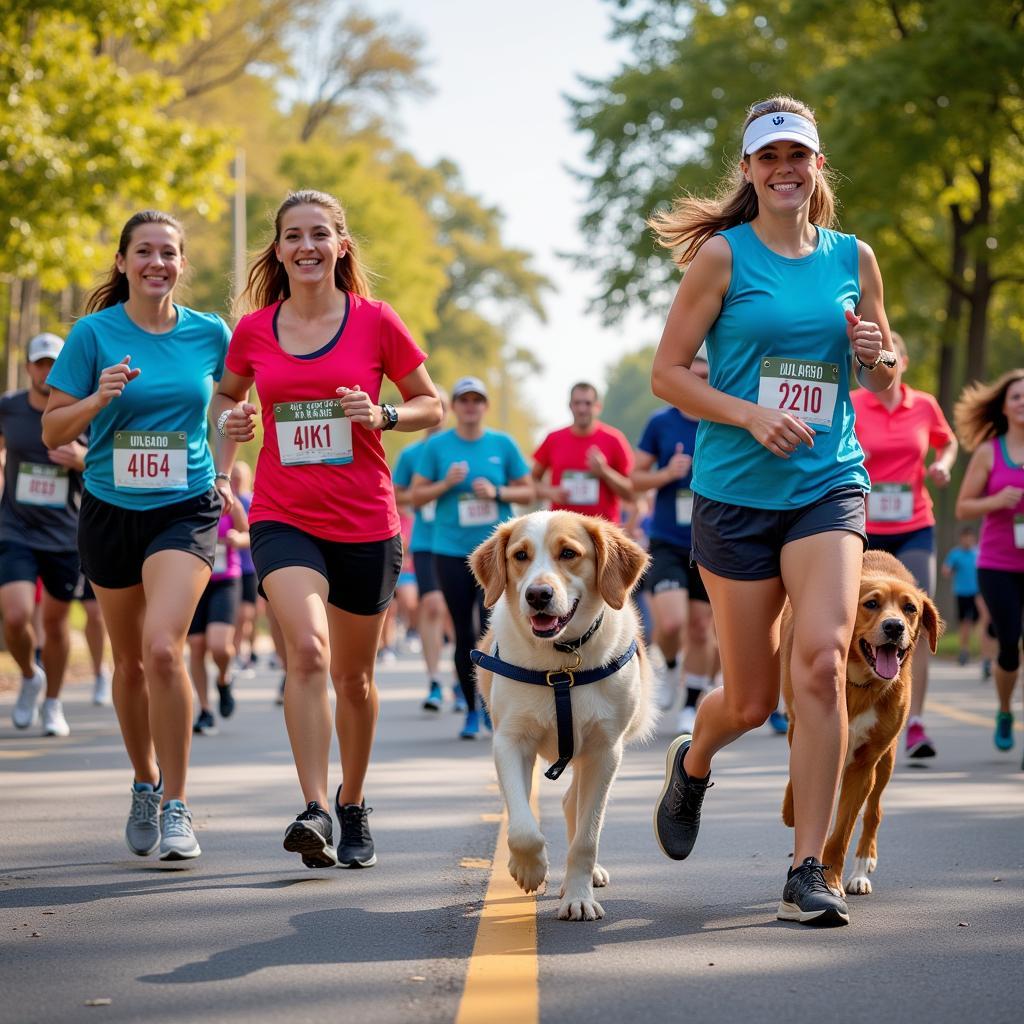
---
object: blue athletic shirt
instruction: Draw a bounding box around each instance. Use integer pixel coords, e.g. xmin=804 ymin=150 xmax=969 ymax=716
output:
xmin=393 ymin=438 xmax=434 ymax=554
xmin=417 ymin=428 xmax=529 ymax=557
xmin=692 ymin=223 xmax=869 ymax=509
xmin=47 ymin=303 xmax=230 ymax=510
xmin=637 ymin=406 xmax=699 ymax=548
xmin=944 ymin=546 xmax=978 ymax=597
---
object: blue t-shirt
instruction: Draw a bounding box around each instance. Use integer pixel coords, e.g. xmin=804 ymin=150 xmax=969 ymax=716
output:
xmin=637 ymin=406 xmax=699 ymax=548
xmin=393 ymin=438 xmax=434 ymax=554
xmin=47 ymin=303 xmax=230 ymax=510
xmin=693 ymin=223 xmax=869 ymax=510
xmin=417 ymin=428 xmax=529 ymax=557
xmin=944 ymin=546 xmax=978 ymax=597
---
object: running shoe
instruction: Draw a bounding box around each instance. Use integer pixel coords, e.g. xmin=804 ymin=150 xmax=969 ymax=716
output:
xmin=422 ymin=681 xmax=443 ymax=712
xmin=769 ymin=709 xmax=789 ymax=735
xmin=906 ymin=719 xmax=936 ymax=758
xmin=957 ymin=649 xmax=970 ymax=667
xmin=481 ymin=704 xmax=493 ymax=733
xmin=41 ymin=698 xmax=70 ymax=737
xmin=217 ymin=680 xmax=236 ymax=719
xmin=777 ymin=857 xmax=850 ymax=927
xmin=460 ymin=709 xmax=481 ymax=740
xmin=377 ymin=646 xmax=397 ymax=665
xmin=335 ymin=793 xmax=377 ymax=868
xmin=159 ymin=800 xmax=201 ymax=860
xmin=982 ymin=659 xmax=992 ymax=681
xmin=283 ymin=801 xmax=339 ymax=868
xmin=11 ymin=666 xmax=45 ymax=729
xmin=653 ymin=735 xmax=713 ymax=861
xmin=92 ymin=670 xmax=112 ymax=706
xmin=655 ymin=662 xmax=681 ymax=712
xmin=994 ymin=711 xmax=1015 ymax=752
xmin=126 ymin=780 xmax=162 ymax=856
xmin=193 ymin=709 xmax=218 ymax=735
xmin=453 ymin=685 xmax=468 ymax=714
xmin=677 ymin=704 xmax=698 ymax=735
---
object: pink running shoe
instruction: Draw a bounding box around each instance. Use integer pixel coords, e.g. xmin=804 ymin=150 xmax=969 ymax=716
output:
xmin=906 ymin=719 xmax=936 ymax=759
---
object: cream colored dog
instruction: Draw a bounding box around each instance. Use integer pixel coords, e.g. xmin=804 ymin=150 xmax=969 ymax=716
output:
xmin=469 ymin=511 xmax=653 ymax=921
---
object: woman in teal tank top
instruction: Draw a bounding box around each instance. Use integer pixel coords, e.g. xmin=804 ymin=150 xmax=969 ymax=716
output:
xmin=648 ymin=96 xmax=899 ymax=928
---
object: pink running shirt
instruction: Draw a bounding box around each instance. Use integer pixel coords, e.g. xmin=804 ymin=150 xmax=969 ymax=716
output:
xmin=978 ymin=437 xmax=1024 ymax=572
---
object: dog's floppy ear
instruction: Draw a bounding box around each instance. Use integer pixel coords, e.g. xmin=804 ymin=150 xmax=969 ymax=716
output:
xmin=469 ymin=522 xmax=513 ymax=608
xmin=584 ymin=517 xmax=649 ymax=610
xmin=919 ymin=594 xmax=943 ymax=654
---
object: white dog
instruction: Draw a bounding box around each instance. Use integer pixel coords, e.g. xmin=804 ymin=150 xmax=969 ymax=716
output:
xmin=469 ymin=511 xmax=653 ymax=921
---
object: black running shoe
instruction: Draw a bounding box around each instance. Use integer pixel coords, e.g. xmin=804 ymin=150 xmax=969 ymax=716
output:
xmin=653 ymin=735 xmax=713 ymax=860
xmin=193 ymin=708 xmax=218 ymax=735
xmin=283 ymin=801 xmax=339 ymax=868
xmin=217 ymin=681 xmax=236 ymax=719
xmin=335 ymin=789 xmax=377 ymax=868
xmin=777 ymin=857 xmax=850 ymax=927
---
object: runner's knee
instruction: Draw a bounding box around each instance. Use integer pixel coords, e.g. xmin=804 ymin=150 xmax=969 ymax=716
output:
xmin=791 ymin=645 xmax=845 ymax=708
xmin=287 ymin=633 xmax=329 ymax=678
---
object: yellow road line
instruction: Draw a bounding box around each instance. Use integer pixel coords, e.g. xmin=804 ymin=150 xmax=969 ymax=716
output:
xmin=929 ymin=699 xmax=1023 ymax=730
xmin=456 ymin=763 xmax=541 ymax=1024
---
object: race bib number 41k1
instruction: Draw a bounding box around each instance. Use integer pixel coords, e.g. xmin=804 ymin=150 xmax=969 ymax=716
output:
xmin=274 ymin=400 xmax=353 ymax=466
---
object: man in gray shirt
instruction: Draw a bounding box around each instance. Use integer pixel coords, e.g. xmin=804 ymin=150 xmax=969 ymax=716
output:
xmin=0 ymin=333 xmax=86 ymax=735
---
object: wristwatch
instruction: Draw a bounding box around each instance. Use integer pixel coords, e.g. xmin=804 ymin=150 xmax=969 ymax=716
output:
xmin=216 ymin=409 xmax=232 ymax=437
xmin=380 ymin=403 xmax=399 ymax=430
xmin=857 ymin=350 xmax=897 ymax=371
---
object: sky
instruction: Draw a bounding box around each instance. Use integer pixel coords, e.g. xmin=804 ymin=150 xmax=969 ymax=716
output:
xmin=363 ymin=0 xmax=662 ymax=435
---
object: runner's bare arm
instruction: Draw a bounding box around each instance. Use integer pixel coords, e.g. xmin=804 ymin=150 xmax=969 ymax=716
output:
xmin=850 ymin=241 xmax=897 ymax=393
xmin=956 ymin=443 xmax=1019 ymax=517
xmin=411 ymin=470 xmax=458 ymax=507
xmin=651 ymin=237 xmax=815 ymax=459
xmin=42 ymin=355 xmax=141 ymax=447
xmin=531 ymin=460 xmax=567 ymax=504
xmin=493 ymin=474 xmax=535 ymax=505
xmin=631 ymin=447 xmax=690 ymax=492
xmin=339 ymin=365 xmax=442 ymax=432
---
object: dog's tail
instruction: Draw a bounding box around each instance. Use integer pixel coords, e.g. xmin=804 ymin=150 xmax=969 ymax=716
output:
xmin=625 ymin=639 xmax=659 ymax=745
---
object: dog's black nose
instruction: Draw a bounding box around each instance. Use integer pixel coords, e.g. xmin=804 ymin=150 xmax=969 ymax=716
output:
xmin=881 ymin=618 xmax=905 ymax=641
xmin=525 ymin=584 xmax=554 ymax=611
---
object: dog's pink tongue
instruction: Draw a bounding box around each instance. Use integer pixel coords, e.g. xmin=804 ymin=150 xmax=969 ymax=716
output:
xmin=875 ymin=645 xmax=900 ymax=679
xmin=531 ymin=614 xmax=557 ymax=631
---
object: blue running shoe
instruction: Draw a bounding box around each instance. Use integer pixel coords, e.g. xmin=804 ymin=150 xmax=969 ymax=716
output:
xmin=423 ymin=681 xmax=443 ymax=712
xmin=460 ymin=709 xmax=480 ymax=740
xmin=769 ymin=710 xmax=789 ymax=735
xmin=453 ymin=686 xmax=468 ymax=714
xmin=481 ymin=704 xmax=493 ymax=732
xmin=995 ymin=711 xmax=1014 ymax=751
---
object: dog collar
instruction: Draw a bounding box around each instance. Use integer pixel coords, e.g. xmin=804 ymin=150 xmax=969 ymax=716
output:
xmin=470 ymin=640 xmax=639 ymax=782
xmin=553 ymin=612 xmax=604 ymax=654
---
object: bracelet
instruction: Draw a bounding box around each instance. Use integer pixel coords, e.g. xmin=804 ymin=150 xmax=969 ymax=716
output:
xmin=496 ymin=486 xmax=504 ymax=502
xmin=216 ymin=409 xmax=232 ymax=436
xmin=856 ymin=354 xmax=881 ymax=371
xmin=214 ymin=472 xmax=230 ymax=483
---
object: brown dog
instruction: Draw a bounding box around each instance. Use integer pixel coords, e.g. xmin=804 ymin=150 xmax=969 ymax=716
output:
xmin=781 ymin=549 xmax=942 ymax=896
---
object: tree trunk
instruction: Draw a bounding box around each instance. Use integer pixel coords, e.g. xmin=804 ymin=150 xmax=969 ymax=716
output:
xmin=936 ymin=204 xmax=966 ymax=418
xmin=964 ymin=158 xmax=992 ymax=384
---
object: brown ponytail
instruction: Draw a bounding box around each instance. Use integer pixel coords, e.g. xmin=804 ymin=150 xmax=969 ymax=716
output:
xmin=953 ymin=369 xmax=1024 ymax=451
xmin=236 ymin=189 xmax=374 ymax=316
xmin=648 ymin=96 xmax=838 ymax=267
xmin=84 ymin=211 xmax=184 ymax=313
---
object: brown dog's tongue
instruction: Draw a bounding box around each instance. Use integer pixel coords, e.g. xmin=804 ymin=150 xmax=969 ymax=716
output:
xmin=875 ymin=645 xmax=900 ymax=679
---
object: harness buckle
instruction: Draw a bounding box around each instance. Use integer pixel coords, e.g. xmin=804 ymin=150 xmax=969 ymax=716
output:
xmin=546 ymin=668 xmax=575 ymax=688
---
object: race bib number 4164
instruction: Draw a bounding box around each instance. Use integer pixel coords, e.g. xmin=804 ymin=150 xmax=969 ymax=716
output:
xmin=274 ymin=400 xmax=353 ymax=466
xmin=757 ymin=357 xmax=839 ymax=431
xmin=114 ymin=432 xmax=188 ymax=490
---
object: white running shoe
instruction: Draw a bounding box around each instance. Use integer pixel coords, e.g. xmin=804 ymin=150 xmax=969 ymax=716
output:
xmin=676 ymin=704 xmax=698 ymax=735
xmin=92 ymin=670 xmax=112 ymax=706
xmin=655 ymin=663 xmax=681 ymax=713
xmin=12 ymin=667 xmax=45 ymax=729
xmin=159 ymin=800 xmax=201 ymax=860
xmin=42 ymin=698 xmax=70 ymax=737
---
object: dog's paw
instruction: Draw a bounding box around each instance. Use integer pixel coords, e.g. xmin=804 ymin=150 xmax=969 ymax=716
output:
xmin=846 ymin=857 xmax=875 ymax=895
xmin=592 ymin=863 xmax=610 ymax=888
xmin=507 ymin=831 xmax=548 ymax=894
xmin=557 ymin=891 xmax=605 ymax=922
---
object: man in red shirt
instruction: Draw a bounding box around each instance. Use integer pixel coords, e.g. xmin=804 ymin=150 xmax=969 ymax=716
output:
xmin=532 ymin=382 xmax=634 ymax=523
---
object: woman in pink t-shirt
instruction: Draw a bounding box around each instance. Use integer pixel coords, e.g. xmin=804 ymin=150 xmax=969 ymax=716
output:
xmin=211 ymin=190 xmax=442 ymax=870
xmin=954 ymin=369 xmax=1024 ymax=762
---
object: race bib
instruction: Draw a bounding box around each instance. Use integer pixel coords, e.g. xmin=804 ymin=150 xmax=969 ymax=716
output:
xmin=113 ymin=432 xmax=188 ymax=490
xmin=1015 ymin=515 xmax=1024 ymax=549
xmin=420 ymin=500 xmax=437 ymax=523
xmin=757 ymin=357 xmax=839 ymax=431
xmin=562 ymin=470 xmax=599 ymax=506
xmin=868 ymin=483 xmax=913 ymax=523
xmin=274 ymin=400 xmax=352 ymax=466
xmin=212 ymin=545 xmax=229 ymax=574
xmin=676 ymin=489 xmax=693 ymax=527
xmin=15 ymin=464 xmax=69 ymax=508
xmin=458 ymin=495 xmax=498 ymax=528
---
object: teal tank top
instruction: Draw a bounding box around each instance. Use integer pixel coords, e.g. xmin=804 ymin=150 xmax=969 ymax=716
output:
xmin=692 ymin=222 xmax=869 ymax=510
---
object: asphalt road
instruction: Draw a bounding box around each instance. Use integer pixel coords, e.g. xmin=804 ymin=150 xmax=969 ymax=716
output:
xmin=1 ymin=652 xmax=1021 ymax=1024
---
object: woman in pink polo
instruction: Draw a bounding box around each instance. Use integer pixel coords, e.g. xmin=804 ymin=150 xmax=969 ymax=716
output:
xmin=954 ymin=369 xmax=1024 ymax=763
xmin=851 ymin=332 xmax=956 ymax=759
xmin=211 ymin=190 xmax=442 ymax=870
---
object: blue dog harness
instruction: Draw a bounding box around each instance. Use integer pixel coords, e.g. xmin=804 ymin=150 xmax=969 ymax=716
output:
xmin=470 ymin=613 xmax=639 ymax=781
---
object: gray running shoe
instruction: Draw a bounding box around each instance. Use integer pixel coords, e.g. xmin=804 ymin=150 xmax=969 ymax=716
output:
xmin=777 ymin=857 xmax=850 ymax=927
xmin=653 ymin=735 xmax=713 ymax=860
xmin=126 ymin=781 xmax=163 ymax=856
xmin=159 ymin=800 xmax=201 ymax=861
xmin=12 ymin=667 xmax=45 ymax=729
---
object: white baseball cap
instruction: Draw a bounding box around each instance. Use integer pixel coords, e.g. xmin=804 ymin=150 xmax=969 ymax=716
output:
xmin=452 ymin=376 xmax=489 ymax=401
xmin=742 ymin=111 xmax=820 ymax=156
xmin=27 ymin=333 xmax=64 ymax=363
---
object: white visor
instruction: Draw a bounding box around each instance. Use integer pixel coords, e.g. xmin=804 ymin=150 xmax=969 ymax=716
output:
xmin=742 ymin=111 xmax=820 ymax=156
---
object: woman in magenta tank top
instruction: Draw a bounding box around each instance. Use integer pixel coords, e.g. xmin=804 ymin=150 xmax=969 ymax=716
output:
xmin=954 ymin=369 xmax=1024 ymax=762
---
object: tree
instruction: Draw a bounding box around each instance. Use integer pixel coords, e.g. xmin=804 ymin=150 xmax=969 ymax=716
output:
xmin=569 ymin=0 xmax=1024 ymax=406
xmin=600 ymin=344 xmax=662 ymax=445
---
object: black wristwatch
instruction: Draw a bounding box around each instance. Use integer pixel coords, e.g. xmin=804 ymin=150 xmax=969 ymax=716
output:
xmin=380 ymin=403 xmax=399 ymax=430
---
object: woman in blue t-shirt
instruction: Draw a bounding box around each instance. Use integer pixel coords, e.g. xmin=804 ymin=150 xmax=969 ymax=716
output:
xmin=647 ymin=96 xmax=898 ymax=928
xmin=42 ymin=210 xmax=233 ymax=864
xmin=410 ymin=375 xmax=534 ymax=739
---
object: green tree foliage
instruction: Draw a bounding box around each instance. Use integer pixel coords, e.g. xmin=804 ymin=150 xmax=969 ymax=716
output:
xmin=570 ymin=0 xmax=1024 ymax=405
xmin=600 ymin=343 xmax=662 ymax=445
